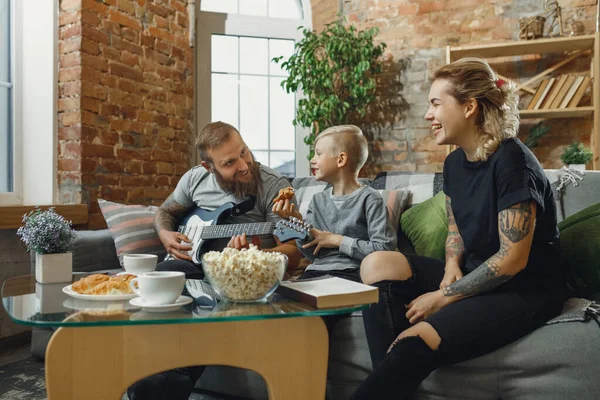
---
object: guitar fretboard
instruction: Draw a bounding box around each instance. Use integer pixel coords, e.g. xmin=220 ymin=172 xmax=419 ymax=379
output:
xmin=185 ymin=222 xmax=276 ymax=240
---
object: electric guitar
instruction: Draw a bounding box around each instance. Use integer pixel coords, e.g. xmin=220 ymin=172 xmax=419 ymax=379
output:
xmin=164 ymin=203 xmax=314 ymax=264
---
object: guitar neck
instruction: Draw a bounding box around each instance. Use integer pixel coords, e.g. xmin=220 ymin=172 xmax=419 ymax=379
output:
xmin=199 ymin=222 xmax=275 ymax=240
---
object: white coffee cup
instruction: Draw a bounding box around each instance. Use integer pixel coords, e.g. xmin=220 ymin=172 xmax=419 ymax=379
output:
xmin=123 ymin=254 xmax=158 ymax=275
xmin=129 ymin=271 xmax=185 ymax=305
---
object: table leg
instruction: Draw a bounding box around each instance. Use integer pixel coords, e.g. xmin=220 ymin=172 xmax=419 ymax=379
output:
xmin=46 ymin=316 xmax=328 ymax=400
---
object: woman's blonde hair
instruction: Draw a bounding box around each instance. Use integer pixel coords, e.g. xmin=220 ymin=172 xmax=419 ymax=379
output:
xmin=433 ymin=57 xmax=520 ymax=161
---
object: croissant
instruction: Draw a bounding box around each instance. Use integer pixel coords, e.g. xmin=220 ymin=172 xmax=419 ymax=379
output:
xmin=71 ymin=274 xmax=110 ymax=294
xmin=71 ymin=273 xmax=136 ymax=295
xmin=89 ymin=279 xmax=134 ymax=296
xmin=273 ymin=187 xmax=295 ymax=203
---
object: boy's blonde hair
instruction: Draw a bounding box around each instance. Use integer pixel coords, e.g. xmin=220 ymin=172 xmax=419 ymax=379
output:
xmin=433 ymin=57 xmax=520 ymax=162
xmin=315 ymin=125 xmax=368 ymax=173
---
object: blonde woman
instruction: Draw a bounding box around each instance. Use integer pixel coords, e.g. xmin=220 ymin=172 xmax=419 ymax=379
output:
xmin=352 ymin=58 xmax=566 ymax=399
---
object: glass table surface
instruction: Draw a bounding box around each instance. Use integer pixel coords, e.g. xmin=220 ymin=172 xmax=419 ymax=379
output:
xmin=2 ymin=274 xmax=366 ymax=328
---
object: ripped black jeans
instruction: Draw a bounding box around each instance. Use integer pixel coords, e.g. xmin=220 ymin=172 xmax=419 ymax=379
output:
xmin=359 ymin=253 xmax=565 ymax=399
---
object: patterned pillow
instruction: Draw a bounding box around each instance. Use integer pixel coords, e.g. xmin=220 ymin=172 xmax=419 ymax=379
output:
xmin=98 ymin=199 xmax=166 ymax=266
xmin=377 ymin=189 xmax=411 ymax=232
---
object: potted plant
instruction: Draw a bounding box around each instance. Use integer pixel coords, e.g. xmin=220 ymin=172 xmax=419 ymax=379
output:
xmin=17 ymin=208 xmax=76 ymax=283
xmin=560 ymin=142 xmax=593 ymax=170
xmin=273 ymin=17 xmax=387 ymax=160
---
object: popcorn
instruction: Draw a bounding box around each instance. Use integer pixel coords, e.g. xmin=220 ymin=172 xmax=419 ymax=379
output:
xmin=202 ymin=245 xmax=286 ymax=301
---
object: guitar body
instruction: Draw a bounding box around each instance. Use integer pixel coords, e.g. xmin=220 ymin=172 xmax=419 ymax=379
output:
xmin=164 ymin=203 xmax=237 ymax=264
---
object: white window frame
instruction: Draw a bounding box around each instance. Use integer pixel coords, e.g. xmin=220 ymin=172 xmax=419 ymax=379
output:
xmin=0 ymin=0 xmax=58 ymax=206
xmin=195 ymin=0 xmax=312 ymax=177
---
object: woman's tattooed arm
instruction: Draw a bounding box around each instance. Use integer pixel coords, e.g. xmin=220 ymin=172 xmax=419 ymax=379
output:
xmin=445 ymin=196 xmax=465 ymax=265
xmin=442 ymin=200 xmax=536 ymax=299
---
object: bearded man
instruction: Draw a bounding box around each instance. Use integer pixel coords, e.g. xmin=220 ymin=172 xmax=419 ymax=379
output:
xmin=127 ymin=121 xmax=301 ymax=400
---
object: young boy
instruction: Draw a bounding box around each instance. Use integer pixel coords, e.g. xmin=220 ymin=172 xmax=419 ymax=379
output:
xmin=273 ymin=124 xmax=397 ymax=282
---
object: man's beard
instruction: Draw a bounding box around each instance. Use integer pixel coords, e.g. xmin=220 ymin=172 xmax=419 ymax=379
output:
xmin=214 ymin=160 xmax=263 ymax=199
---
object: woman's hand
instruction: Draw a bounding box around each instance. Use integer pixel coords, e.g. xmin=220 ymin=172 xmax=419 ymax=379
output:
xmin=439 ymin=263 xmax=463 ymax=289
xmin=272 ymin=199 xmax=303 ymax=220
xmin=158 ymin=230 xmax=192 ymax=261
xmin=405 ymin=290 xmax=453 ymax=324
xmin=302 ymin=228 xmax=343 ymax=255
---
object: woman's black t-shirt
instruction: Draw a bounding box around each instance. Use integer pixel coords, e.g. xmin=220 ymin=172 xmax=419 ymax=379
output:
xmin=443 ymin=138 xmax=562 ymax=285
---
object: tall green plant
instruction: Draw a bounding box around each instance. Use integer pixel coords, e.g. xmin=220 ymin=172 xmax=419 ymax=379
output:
xmin=273 ymin=18 xmax=386 ymax=159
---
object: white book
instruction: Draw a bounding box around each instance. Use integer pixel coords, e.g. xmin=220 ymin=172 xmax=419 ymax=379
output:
xmin=277 ymin=276 xmax=378 ymax=308
xmin=559 ymin=76 xmax=585 ymax=108
xmin=533 ymin=78 xmax=556 ymax=110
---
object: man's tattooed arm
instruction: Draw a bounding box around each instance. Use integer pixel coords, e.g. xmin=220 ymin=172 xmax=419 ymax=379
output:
xmin=154 ymin=193 xmax=189 ymax=234
xmin=445 ymin=196 xmax=465 ymax=265
xmin=442 ymin=200 xmax=536 ymax=299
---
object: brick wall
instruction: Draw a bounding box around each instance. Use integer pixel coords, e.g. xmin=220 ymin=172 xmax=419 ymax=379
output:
xmin=325 ymin=0 xmax=598 ymax=175
xmin=58 ymin=0 xmax=194 ymax=228
xmin=312 ymin=0 xmax=339 ymax=32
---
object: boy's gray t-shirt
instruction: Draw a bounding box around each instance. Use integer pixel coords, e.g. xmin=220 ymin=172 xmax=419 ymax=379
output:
xmin=172 ymin=164 xmax=294 ymax=248
xmin=298 ymin=185 xmax=397 ymax=272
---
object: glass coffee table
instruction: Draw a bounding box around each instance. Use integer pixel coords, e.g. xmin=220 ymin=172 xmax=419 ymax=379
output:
xmin=2 ymin=274 xmax=367 ymax=400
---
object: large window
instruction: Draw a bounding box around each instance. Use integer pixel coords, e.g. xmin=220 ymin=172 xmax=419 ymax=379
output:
xmin=0 ymin=0 xmax=12 ymax=193
xmin=210 ymin=35 xmax=296 ymax=176
xmin=197 ymin=0 xmax=311 ymax=178
xmin=201 ymin=0 xmax=302 ymax=19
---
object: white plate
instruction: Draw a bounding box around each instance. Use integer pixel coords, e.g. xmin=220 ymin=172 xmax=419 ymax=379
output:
xmin=129 ymin=295 xmax=193 ymax=313
xmin=62 ymin=284 xmax=138 ymax=301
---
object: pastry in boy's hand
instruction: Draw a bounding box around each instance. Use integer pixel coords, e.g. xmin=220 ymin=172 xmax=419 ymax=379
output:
xmin=273 ymin=187 xmax=295 ymax=203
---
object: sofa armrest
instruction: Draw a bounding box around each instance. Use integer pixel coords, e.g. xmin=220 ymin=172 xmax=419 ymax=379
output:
xmin=72 ymin=229 xmax=121 ymax=272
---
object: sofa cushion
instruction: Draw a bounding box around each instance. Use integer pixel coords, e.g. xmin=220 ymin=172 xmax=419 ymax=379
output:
xmin=558 ymin=201 xmax=600 ymax=296
xmin=376 ymin=189 xmax=411 ymax=232
xmin=98 ymin=199 xmax=166 ymax=266
xmin=370 ymin=172 xmax=443 ymax=206
xmin=400 ymin=191 xmax=447 ymax=260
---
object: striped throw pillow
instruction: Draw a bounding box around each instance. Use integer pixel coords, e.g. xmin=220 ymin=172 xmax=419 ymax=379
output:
xmin=98 ymin=199 xmax=166 ymax=267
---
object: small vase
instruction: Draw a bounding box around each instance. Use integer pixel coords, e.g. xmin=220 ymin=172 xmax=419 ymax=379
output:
xmin=35 ymin=282 xmax=67 ymax=313
xmin=568 ymin=164 xmax=586 ymax=171
xmin=35 ymin=252 xmax=73 ymax=284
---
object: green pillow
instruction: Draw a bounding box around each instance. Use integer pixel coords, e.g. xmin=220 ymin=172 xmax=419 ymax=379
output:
xmin=558 ymin=201 xmax=600 ymax=295
xmin=400 ymin=191 xmax=448 ymax=260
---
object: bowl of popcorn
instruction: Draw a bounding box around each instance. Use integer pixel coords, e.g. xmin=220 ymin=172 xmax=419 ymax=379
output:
xmin=202 ymin=246 xmax=287 ymax=302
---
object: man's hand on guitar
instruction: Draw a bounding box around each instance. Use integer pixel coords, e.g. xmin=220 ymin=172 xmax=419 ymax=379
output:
xmin=227 ymin=233 xmax=262 ymax=250
xmin=272 ymin=199 xmax=303 ymax=221
xmin=159 ymin=230 xmax=193 ymax=261
xmin=301 ymin=228 xmax=343 ymax=255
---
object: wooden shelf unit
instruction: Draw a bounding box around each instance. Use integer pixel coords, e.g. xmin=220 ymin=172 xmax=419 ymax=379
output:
xmin=446 ymin=33 xmax=599 ymax=169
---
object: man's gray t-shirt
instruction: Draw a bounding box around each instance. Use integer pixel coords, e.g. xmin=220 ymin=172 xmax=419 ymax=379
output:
xmin=172 ymin=164 xmax=294 ymax=248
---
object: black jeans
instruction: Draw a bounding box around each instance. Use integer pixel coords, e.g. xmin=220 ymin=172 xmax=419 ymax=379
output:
xmin=357 ymin=253 xmax=565 ymax=399
xmin=127 ymin=259 xmax=205 ymax=400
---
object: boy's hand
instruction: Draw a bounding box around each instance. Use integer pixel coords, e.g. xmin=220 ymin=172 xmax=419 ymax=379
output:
xmin=272 ymin=199 xmax=303 ymax=220
xmin=302 ymin=228 xmax=343 ymax=255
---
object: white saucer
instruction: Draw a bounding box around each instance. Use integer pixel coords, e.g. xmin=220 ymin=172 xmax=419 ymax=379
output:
xmin=129 ymin=295 xmax=193 ymax=313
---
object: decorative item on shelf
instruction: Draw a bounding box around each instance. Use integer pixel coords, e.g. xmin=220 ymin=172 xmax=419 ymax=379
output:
xmin=560 ymin=142 xmax=593 ymax=170
xmin=544 ymin=0 xmax=564 ymax=37
xmin=524 ymin=122 xmax=550 ymax=149
xmin=518 ymin=0 xmax=564 ymax=40
xmin=17 ymin=208 xmax=76 ymax=284
xmin=566 ymin=19 xmax=586 ymax=36
xmin=519 ymin=16 xmax=546 ymax=39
